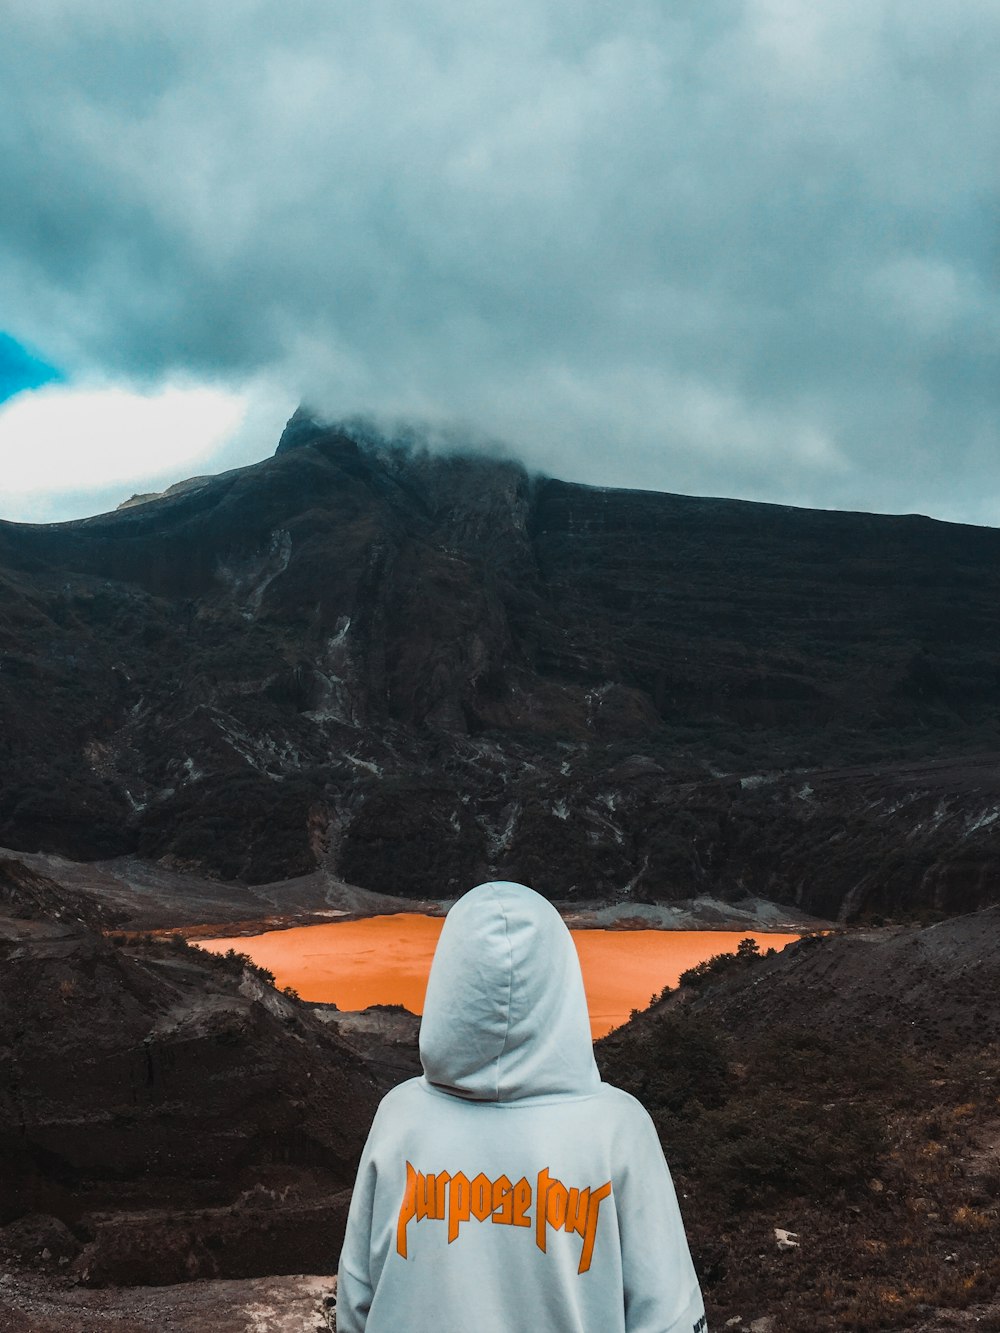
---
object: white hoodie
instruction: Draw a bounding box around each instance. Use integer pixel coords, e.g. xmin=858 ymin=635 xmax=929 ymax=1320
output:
xmin=337 ymin=881 xmax=706 ymax=1333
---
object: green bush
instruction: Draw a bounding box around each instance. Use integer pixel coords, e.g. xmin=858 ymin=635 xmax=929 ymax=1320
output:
xmin=598 ymin=1011 xmax=732 ymax=1116
xmin=679 ymin=937 xmax=766 ymax=990
xmin=219 ymin=947 xmax=276 ymax=986
xmin=598 ymin=1014 xmax=890 ymax=1211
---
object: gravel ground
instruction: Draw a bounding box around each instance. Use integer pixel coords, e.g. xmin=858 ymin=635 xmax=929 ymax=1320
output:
xmin=0 ymin=1272 xmax=337 ymax=1333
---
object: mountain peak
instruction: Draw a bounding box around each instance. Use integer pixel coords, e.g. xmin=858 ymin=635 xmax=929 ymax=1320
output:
xmin=275 ymin=406 xmax=346 ymax=455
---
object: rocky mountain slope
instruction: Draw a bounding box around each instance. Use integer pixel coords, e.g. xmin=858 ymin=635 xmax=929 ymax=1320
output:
xmin=597 ymin=913 xmax=1000 ymax=1331
xmin=3 ymin=414 xmax=1000 ymax=919
xmin=0 ymin=860 xmax=380 ymax=1289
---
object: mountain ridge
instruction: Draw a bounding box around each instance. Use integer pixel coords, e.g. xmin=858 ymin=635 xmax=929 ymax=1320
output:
xmin=3 ymin=414 xmax=1000 ymax=919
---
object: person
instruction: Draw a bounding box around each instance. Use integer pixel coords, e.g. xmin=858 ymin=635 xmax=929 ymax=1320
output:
xmin=336 ymin=880 xmax=706 ymax=1332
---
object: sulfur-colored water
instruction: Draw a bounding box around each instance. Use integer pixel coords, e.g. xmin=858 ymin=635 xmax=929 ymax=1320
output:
xmin=196 ymin=915 xmax=800 ymax=1039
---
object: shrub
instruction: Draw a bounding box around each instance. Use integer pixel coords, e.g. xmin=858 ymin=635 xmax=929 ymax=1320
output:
xmin=220 ymin=947 xmax=276 ymax=986
xmin=679 ymin=937 xmax=761 ymax=990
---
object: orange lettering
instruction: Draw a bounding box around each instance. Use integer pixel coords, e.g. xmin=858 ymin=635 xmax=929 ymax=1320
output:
xmin=434 ymin=1170 xmax=450 ymax=1219
xmin=578 ymin=1180 xmax=612 ymax=1274
xmin=565 ymin=1185 xmax=589 ymax=1238
xmin=491 ymin=1174 xmax=513 ymax=1225
xmin=535 ymin=1168 xmax=551 ymax=1253
xmin=512 ymin=1177 xmax=531 ymax=1228
xmin=470 ymin=1173 xmax=492 ymax=1221
xmin=397 ymin=1162 xmax=607 ymax=1269
xmin=546 ymin=1179 xmax=569 ymax=1230
xmin=417 ymin=1171 xmax=435 ymax=1221
xmin=396 ymin=1161 xmax=418 ymax=1258
xmin=448 ymin=1171 xmax=470 ymax=1243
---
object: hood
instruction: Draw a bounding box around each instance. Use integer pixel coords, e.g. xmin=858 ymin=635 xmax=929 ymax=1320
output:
xmin=419 ymin=881 xmax=601 ymax=1102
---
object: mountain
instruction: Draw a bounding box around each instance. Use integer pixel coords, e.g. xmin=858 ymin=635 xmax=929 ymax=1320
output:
xmin=3 ymin=413 xmax=1000 ymax=920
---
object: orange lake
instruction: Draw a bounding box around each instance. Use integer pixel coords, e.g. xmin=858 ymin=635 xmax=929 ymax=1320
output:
xmin=195 ymin=915 xmax=800 ymax=1038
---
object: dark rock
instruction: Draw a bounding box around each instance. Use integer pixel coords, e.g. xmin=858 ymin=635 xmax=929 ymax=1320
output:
xmin=680 ymin=904 xmax=1000 ymax=1047
xmin=274 ymin=406 xmax=336 ymax=455
xmin=596 ymin=907 xmax=1000 ymax=1331
xmin=0 ymin=1271 xmax=338 ymax=1332
xmin=4 ymin=415 xmax=1000 ymax=918
xmin=0 ymin=858 xmax=124 ymax=930
xmin=72 ymin=1191 xmax=352 ymax=1287
xmin=0 ymin=1215 xmax=80 ymax=1267
xmin=0 ymin=910 xmax=379 ymax=1286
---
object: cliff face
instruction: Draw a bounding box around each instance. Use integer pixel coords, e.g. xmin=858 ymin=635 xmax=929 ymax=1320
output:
xmin=0 ymin=862 xmax=379 ymax=1285
xmin=3 ymin=416 xmax=1000 ymax=919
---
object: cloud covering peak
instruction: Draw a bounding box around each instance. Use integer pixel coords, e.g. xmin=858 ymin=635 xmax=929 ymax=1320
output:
xmin=1 ymin=1 xmax=998 ymax=522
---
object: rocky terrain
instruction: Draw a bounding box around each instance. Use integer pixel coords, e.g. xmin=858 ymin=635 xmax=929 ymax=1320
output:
xmin=0 ymin=842 xmax=828 ymax=940
xmin=2 ymin=843 xmax=998 ymax=1329
xmin=0 ymin=1271 xmax=338 ymax=1333
xmin=4 ymin=906 xmax=978 ymax=1332
xmin=0 ymin=860 xmax=380 ymax=1306
xmin=0 ymin=844 xmax=440 ymax=933
xmin=598 ymin=911 xmax=1000 ymax=1331
xmin=3 ymin=414 xmax=1000 ymax=1329
xmin=2 ymin=413 xmax=1000 ymax=920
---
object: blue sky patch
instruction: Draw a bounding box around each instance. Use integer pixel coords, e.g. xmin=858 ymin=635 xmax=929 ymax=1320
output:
xmin=0 ymin=333 xmax=63 ymax=405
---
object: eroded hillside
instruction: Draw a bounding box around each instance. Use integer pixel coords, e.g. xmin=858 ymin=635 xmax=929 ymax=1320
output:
xmin=3 ymin=414 xmax=1000 ymax=918
xmin=0 ymin=860 xmax=379 ymax=1289
xmin=597 ymin=912 xmax=1000 ymax=1331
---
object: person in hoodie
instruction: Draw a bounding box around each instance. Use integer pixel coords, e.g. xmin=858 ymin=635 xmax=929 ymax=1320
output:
xmin=337 ymin=881 xmax=706 ymax=1333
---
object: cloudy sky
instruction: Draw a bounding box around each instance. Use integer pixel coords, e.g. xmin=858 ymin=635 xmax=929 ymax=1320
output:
xmin=1 ymin=1 xmax=998 ymax=525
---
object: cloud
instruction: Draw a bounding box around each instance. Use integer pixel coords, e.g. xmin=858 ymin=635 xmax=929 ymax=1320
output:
xmin=0 ymin=381 xmax=246 ymax=507
xmin=0 ymin=0 xmax=998 ymax=522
